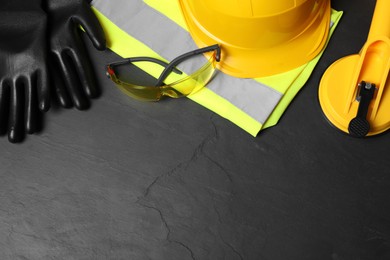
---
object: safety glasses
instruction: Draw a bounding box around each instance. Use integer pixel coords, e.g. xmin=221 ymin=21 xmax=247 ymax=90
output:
xmin=106 ymin=44 xmax=221 ymax=101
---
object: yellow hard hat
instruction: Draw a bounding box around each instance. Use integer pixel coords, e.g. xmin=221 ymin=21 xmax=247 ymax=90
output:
xmin=178 ymin=0 xmax=331 ymax=78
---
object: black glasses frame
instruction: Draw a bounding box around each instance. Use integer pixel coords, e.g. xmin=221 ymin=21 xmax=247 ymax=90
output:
xmin=107 ymin=44 xmax=221 ymax=87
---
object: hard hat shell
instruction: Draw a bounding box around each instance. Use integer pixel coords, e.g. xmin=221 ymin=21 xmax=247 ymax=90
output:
xmin=178 ymin=0 xmax=331 ymax=78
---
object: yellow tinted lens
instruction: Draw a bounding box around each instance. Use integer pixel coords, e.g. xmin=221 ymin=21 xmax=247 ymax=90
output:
xmin=109 ymin=55 xmax=216 ymax=101
xmin=161 ymin=56 xmax=216 ymax=98
xmin=107 ymin=67 xmax=162 ymax=101
xmin=116 ymin=82 xmax=163 ymax=101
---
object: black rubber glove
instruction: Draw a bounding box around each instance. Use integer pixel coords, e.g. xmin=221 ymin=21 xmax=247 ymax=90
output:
xmin=0 ymin=0 xmax=50 ymax=143
xmin=45 ymin=0 xmax=106 ymax=110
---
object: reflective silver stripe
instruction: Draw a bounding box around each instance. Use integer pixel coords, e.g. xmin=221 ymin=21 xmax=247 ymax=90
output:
xmin=91 ymin=0 xmax=204 ymax=73
xmin=92 ymin=0 xmax=282 ymax=124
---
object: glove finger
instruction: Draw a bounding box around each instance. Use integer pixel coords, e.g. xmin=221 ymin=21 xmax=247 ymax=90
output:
xmin=49 ymin=54 xmax=73 ymax=108
xmin=0 ymin=80 xmax=11 ymax=135
xmin=36 ymin=68 xmax=50 ymax=112
xmin=54 ymin=50 xmax=90 ymax=110
xmin=25 ymin=75 xmax=39 ymax=134
xmin=68 ymin=37 xmax=100 ymax=99
xmin=73 ymin=2 xmax=106 ymax=51
xmin=8 ymin=78 xmax=25 ymax=143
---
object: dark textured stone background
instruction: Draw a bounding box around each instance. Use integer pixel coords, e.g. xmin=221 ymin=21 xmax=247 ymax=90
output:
xmin=1 ymin=0 xmax=389 ymax=259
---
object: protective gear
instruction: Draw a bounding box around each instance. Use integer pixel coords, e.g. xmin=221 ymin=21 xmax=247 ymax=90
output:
xmin=106 ymin=45 xmax=220 ymax=101
xmin=178 ymin=0 xmax=331 ymax=78
xmin=319 ymin=0 xmax=390 ymax=137
xmin=92 ymin=0 xmax=341 ymax=136
xmin=45 ymin=0 xmax=106 ymax=110
xmin=0 ymin=0 xmax=50 ymax=143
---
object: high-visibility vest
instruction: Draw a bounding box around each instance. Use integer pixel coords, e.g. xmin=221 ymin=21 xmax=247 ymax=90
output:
xmin=91 ymin=0 xmax=342 ymax=136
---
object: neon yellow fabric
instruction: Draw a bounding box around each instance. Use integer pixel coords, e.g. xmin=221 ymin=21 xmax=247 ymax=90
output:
xmin=93 ymin=3 xmax=342 ymax=136
xmin=92 ymin=7 xmax=263 ymax=134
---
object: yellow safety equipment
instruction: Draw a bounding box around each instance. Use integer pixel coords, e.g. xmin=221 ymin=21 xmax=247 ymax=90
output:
xmin=178 ymin=0 xmax=331 ymax=78
xmin=91 ymin=0 xmax=342 ymax=137
xmin=106 ymin=45 xmax=221 ymax=101
xmin=319 ymin=0 xmax=390 ymax=137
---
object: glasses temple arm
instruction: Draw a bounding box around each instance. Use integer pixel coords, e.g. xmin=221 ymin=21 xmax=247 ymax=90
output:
xmin=107 ymin=57 xmax=183 ymax=74
xmin=155 ymin=44 xmax=220 ymax=86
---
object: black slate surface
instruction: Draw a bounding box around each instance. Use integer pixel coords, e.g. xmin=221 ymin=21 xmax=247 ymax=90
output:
xmin=1 ymin=0 xmax=390 ymax=259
